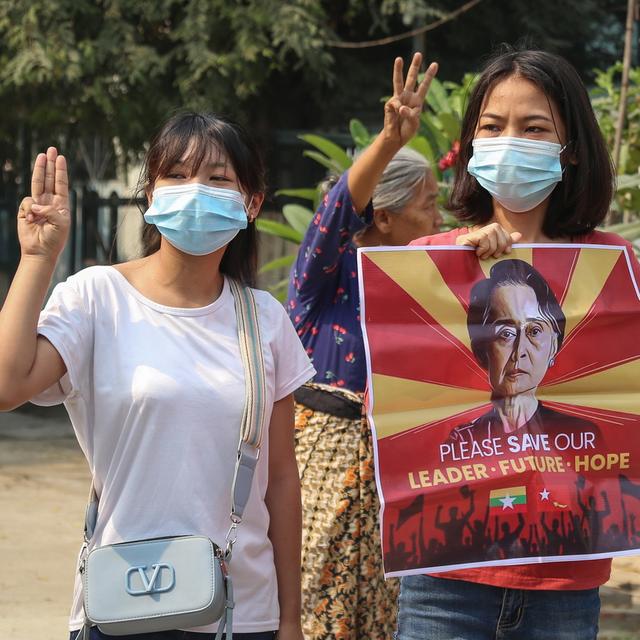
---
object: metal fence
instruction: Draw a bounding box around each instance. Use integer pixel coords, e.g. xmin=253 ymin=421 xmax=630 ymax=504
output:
xmin=0 ymin=189 xmax=296 ymax=303
xmin=0 ymin=188 xmax=147 ymax=303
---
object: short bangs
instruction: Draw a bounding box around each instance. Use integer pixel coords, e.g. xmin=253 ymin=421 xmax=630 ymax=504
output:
xmin=142 ymin=112 xmax=266 ymax=196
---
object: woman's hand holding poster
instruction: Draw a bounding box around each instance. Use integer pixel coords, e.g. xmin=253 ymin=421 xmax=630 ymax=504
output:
xmin=357 ymin=244 xmax=640 ymax=576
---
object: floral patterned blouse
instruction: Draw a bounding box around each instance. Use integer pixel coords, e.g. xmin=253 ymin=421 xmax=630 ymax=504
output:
xmin=286 ymin=171 xmax=373 ymax=394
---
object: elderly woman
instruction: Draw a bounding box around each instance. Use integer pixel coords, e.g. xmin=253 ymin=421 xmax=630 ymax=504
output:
xmin=286 ymin=53 xmax=441 ymax=639
xmin=449 ymin=258 xmax=597 ymax=445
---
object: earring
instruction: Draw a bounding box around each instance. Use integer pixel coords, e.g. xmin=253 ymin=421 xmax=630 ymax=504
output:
xmin=247 ymin=196 xmax=257 ymax=222
xmin=549 ymin=358 xmax=555 ymax=367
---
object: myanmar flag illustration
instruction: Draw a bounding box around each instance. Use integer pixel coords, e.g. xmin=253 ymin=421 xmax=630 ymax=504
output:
xmin=490 ymin=487 xmax=527 ymax=513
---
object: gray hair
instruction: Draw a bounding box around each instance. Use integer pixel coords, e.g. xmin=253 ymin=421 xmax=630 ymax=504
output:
xmin=370 ymin=146 xmax=431 ymax=213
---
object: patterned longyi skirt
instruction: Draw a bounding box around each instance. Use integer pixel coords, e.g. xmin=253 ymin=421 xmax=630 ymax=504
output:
xmin=294 ymin=383 xmax=399 ymax=640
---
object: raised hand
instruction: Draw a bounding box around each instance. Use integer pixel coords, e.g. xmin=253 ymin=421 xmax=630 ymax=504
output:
xmin=383 ymin=52 xmax=438 ymax=146
xmin=17 ymin=146 xmax=70 ymax=261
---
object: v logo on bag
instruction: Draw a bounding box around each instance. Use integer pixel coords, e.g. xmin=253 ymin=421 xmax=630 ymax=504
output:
xmin=125 ymin=563 xmax=176 ymax=595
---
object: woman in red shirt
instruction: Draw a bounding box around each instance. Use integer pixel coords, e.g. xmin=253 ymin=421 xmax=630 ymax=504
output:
xmin=399 ymin=47 xmax=640 ymax=640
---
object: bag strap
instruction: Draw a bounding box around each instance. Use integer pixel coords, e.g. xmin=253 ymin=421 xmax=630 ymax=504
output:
xmin=82 ymin=279 xmax=267 ymax=551
xmin=229 ymin=279 xmax=267 ymax=449
xmin=225 ymin=279 xmax=267 ymax=559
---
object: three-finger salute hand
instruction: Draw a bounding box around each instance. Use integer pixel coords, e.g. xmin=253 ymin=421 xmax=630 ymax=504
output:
xmin=384 ymin=52 xmax=438 ymax=146
xmin=18 ymin=147 xmax=71 ymax=261
xmin=455 ymin=223 xmax=522 ymax=259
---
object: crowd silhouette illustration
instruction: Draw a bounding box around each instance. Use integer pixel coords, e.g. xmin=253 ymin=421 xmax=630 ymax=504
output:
xmin=385 ymin=474 xmax=640 ymax=571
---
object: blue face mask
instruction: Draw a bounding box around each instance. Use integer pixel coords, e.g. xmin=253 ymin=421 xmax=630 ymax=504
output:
xmin=144 ymin=183 xmax=249 ymax=255
xmin=467 ymin=137 xmax=564 ymax=212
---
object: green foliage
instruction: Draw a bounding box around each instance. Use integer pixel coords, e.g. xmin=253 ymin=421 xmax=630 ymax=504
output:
xmin=276 ymin=188 xmax=320 ymax=209
xmin=255 ymin=218 xmax=304 ymax=244
xmin=0 ymin=0 xmax=341 ymax=159
xmin=2 ymin=0 xmax=492 ymax=166
xmin=298 ymin=134 xmax=352 ymax=171
xmin=0 ymin=0 xmax=628 ymax=171
xmin=379 ymin=0 xmax=444 ymax=26
xmin=591 ymin=64 xmax=640 ymax=223
xmin=257 ymin=188 xmax=314 ymax=300
xmin=259 ymin=253 xmax=296 ymax=278
xmin=282 ymin=203 xmax=314 ymax=236
xmin=349 ymin=119 xmax=375 ymax=148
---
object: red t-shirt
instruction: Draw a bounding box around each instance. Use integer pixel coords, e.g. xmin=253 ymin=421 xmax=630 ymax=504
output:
xmin=407 ymin=227 xmax=640 ymax=590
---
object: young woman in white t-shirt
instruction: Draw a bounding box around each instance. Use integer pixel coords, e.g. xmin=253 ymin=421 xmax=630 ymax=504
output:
xmin=0 ymin=112 xmax=315 ymax=640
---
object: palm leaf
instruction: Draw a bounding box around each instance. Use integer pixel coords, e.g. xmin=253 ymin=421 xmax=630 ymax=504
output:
xmin=349 ymin=118 xmax=372 ymax=148
xmin=259 ymin=254 xmax=295 ymax=274
xmin=425 ymin=77 xmax=451 ymax=114
xmin=255 ymin=218 xmax=303 ymax=244
xmin=299 ymin=134 xmax=352 ymax=170
xmin=275 ymin=188 xmax=317 ymax=204
xmin=282 ymin=204 xmax=314 ymax=236
xmin=303 ymin=150 xmax=345 ymax=175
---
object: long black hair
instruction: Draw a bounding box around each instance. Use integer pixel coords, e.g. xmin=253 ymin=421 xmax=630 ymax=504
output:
xmin=137 ymin=112 xmax=266 ymax=286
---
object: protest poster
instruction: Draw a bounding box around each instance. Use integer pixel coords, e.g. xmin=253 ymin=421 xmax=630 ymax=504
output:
xmin=358 ymin=245 xmax=640 ymax=576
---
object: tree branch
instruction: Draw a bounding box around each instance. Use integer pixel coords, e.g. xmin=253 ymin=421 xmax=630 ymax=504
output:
xmin=326 ymin=0 xmax=484 ymax=49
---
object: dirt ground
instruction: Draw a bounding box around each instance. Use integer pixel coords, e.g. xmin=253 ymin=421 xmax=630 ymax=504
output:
xmin=0 ymin=407 xmax=87 ymax=640
xmin=1 ymin=405 xmax=639 ymax=640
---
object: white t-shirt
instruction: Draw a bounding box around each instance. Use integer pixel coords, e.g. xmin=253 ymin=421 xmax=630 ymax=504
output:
xmin=32 ymin=266 xmax=315 ymax=633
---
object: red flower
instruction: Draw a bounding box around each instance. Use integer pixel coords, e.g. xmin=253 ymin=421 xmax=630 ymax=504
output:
xmin=438 ymin=140 xmax=460 ymax=171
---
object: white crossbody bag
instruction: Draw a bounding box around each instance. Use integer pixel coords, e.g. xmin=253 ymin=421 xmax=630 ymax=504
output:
xmin=76 ymin=280 xmax=267 ymax=639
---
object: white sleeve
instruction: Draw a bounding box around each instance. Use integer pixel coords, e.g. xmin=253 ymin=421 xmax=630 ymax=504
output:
xmin=269 ymin=300 xmax=315 ymax=401
xmin=31 ymin=277 xmax=93 ymax=405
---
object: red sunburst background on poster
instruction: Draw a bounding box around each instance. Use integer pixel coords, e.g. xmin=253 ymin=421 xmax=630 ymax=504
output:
xmin=359 ymin=245 xmax=640 ymax=575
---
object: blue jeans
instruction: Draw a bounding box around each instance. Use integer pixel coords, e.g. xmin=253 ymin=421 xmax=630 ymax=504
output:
xmin=396 ymin=574 xmax=600 ymax=640
xmin=70 ymin=630 xmax=276 ymax=640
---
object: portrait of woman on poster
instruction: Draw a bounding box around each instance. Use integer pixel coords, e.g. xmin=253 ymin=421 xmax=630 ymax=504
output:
xmin=448 ymin=257 xmax=599 ymax=446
